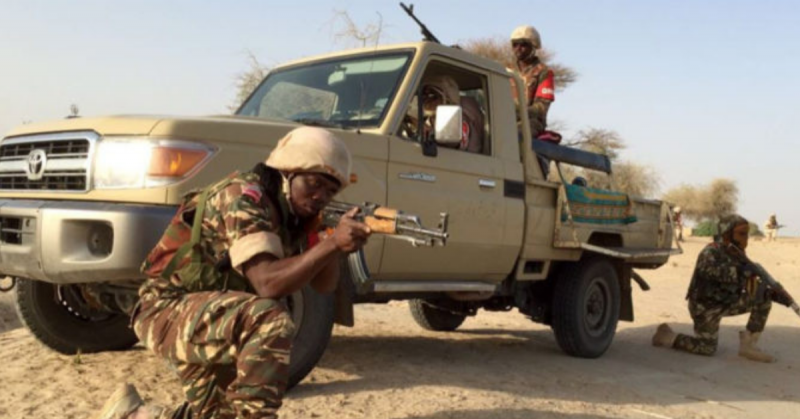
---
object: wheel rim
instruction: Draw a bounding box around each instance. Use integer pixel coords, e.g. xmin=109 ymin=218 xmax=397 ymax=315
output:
xmin=583 ymin=276 xmax=611 ymax=338
xmin=56 ymin=285 xmax=117 ymax=322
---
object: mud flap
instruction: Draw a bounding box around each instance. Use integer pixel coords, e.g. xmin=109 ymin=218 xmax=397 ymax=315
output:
xmin=619 ymin=265 xmax=634 ymax=322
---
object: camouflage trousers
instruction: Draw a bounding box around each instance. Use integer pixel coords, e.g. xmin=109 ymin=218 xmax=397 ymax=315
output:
xmin=673 ymin=297 xmax=771 ymax=356
xmin=133 ymin=291 xmax=295 ymax=419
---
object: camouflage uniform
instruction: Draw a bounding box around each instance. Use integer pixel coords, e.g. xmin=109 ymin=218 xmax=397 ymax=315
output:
xmin=515 ymin=57 xmax=555 ymax=138
xmin=133 ymin=167 xmax=309 ymax=419
xmin=673 ymin=210 xmax=683 ymax=242
xmin=673 ymin=242 xmax=772 ymax=355
xmin=764 ymin=215 xmax=778 ymax=242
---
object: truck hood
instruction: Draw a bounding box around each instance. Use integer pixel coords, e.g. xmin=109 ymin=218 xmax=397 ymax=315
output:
xmin=147 ymin=115 xmax=306 ymax=145
xmin=4 ymin=115 xmax=167 ymax=138
xmin=3 ymin=114 xmax=373 ymax=146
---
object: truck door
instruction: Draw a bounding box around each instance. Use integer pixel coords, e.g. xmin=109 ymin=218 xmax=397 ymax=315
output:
xmin=381 ymin=60 xmax=517 ymax=281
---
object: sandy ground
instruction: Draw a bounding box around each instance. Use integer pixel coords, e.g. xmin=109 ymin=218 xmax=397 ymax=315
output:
xmin=1 ymin=237 xmax=799 ymax=419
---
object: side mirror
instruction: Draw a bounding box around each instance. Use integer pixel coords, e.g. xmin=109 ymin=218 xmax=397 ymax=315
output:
xmin=434 ymin=105 xmax=463 ymax=145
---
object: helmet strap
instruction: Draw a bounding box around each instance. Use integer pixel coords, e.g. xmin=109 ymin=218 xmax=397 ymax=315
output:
xmin=282 ymin=173 xmax=298 ymax=216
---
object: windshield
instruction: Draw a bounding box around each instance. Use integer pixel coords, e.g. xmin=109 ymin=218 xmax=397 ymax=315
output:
xmin=237 ymin=52 xmax=412 ymax=129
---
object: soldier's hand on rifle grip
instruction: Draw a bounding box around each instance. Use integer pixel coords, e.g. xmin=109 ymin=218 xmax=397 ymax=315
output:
xmin=331 ymin=207 xmax=372 ymax=253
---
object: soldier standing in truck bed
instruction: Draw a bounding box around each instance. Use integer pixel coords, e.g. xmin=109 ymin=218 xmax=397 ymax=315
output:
xmin=510 ymin=25 xmax=555 ymax=139
xmin=94 ymin=127 xmax=372 ymax=419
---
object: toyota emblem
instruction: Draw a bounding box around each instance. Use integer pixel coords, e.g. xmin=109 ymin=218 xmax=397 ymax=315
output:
xmin=24 ymin=149 xmax=47 ymax=181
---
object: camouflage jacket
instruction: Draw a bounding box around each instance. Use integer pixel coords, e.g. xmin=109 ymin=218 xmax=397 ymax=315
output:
xmin=687 ymin=242 xmax=752 ymax=306
xmin=140 ymin=166 xmax=309 ymax=299
xmin=515 ymin=57 xmax=555 ymax=137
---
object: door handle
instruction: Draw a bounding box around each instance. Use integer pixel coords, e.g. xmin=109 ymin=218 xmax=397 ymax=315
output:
xmin=478 ymin=179 xmax=496 ymax=188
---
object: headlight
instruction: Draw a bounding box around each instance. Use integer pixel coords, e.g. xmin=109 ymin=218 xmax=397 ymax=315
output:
xmin=93 ymin=138 xmax=215 ymax=189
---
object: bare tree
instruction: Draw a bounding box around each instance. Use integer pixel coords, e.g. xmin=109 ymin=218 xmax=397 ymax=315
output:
xmin=229 ymin=10 xmax=388 ymax=112
xmin=330 ymin=10 xmax=385 ymax=48
xmin=706 ymin=178 xmax=739 ymax=219
xmin=662 ymin=184 xmax=700 ymax=217
xmin=229 ymin=51 xmax=270 ymax=113
xmin=610 ymin=162 xmax=660 ymax=197
xmin=662 ymin=179 xmax=739 ymax=221
xmin=563 ymin=128 xmax=625 ymax=160
xmin=461 ymin=36 xmax=578 ymax=91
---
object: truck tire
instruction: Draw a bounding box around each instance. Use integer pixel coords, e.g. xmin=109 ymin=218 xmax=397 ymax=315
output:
xmin=551 ymin=257 xmax=620 ymax=358
xmin=286 ymin=285 xmax=335 ymax=389
xmin=409 ymin=299 xmax=467 ymax=331
xmin=15 ymin=277 xmax=331 ymax=388
xmin=15 ymin=279 xmax=137 ymax=354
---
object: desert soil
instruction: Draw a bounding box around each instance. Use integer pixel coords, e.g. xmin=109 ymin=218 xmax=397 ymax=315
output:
xmin=1 ymin=237 xmax=799 ymax=419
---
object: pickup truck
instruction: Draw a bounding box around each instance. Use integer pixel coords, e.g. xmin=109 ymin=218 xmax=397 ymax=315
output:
xmin=0 ymin=41 xmax=677 ymax=387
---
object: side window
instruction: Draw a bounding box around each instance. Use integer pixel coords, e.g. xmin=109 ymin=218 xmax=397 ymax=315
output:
xmin=398 ymin=61 xmax=491 ymax=156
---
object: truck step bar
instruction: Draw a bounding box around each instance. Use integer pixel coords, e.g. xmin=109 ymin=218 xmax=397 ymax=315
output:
xmin=372 ymin=281 xmax=497 ymax=293
xmin=580 ymin=243 xmax=682 ymax=261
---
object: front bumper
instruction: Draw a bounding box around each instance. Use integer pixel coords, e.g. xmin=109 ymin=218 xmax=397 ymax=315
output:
xmin=0 ymin=199 xmax=174 ymax=284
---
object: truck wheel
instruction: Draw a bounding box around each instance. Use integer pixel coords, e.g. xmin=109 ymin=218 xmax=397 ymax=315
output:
xmin=551 ymin=258 xmax=620 ymax=358
xmin=409 ymin=299 xmax=467 ymax=331
xmin=15 ymin=279 xmax=137 ymax=354
xmin=286 ymin=285 xmax=334 ymax=389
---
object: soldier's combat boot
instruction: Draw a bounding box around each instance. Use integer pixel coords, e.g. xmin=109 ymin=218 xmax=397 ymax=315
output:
xmin=739 ymin=331 xmax=776 ymax=363
xmin=94 ymin=383 xmax=144 ymax=419
xmin=651 ymin=323 xmax=677 ymax=348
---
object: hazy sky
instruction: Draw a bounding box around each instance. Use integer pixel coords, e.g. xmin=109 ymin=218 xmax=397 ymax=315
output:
xmin=1 ymin=0 xmax=798 ymax=235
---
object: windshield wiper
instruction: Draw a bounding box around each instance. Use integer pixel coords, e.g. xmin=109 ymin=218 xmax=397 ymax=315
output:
xmin=290 ymin=118 xmax=346 ymax=129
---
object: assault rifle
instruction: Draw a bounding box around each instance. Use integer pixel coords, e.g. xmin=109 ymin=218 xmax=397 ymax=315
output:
xmin=215 ymin=202 xmax=448 ymax=278
xmin=322 ymin=201 xmax=448 ymax=247
xmin=323 ymin=201 xmax=449 ymax=287
xmin=728 ymin=244 xmax=800 ymax=319
xmin=400 ymin=3 xmax=440 ymax=44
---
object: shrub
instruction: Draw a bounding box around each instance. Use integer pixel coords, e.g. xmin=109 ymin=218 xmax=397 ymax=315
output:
xmin=693 ymin=220 xmax=717 ymax=237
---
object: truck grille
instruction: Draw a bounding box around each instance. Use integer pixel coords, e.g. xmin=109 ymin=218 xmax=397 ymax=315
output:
xmin=0 ymin=132 xmax=95 ymax=192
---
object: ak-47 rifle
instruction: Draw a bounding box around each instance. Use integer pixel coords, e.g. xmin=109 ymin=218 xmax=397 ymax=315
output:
xmin=322 ymin=201 xmax=449 ymax=287
xmin=399 ymin=3 xmax=440 ymax=44
xmin=216 ymin=202 xmax=449 ymax=284
xmin=322 ymin=201 xmax=448 ymax=247
xmin=727 ymin=244 xmax=800 ymax=319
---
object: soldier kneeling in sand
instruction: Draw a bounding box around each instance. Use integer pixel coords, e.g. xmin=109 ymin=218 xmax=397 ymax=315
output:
xmin=652 ymin=215 xmax=783 ymax=363
xmin=95 ymin=127 xmax=371 ymax=419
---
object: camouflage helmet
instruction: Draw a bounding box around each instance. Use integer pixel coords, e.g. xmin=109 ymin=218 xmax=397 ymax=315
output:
xmin=717 ymin=214 xmax=749 ymax=239
xmin=510 ymin=25 xmax=542 ymax=50
xmin=422 ymin=74 xmax=460 ymax=105
xmin=265 ymin=126 xmax=352 ymax=188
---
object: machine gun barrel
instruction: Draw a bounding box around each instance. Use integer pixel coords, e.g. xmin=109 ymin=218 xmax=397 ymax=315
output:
xmin=399 ymin=3 xmax=440 ymax=43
